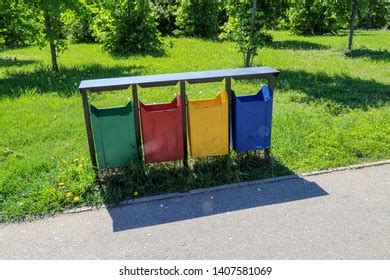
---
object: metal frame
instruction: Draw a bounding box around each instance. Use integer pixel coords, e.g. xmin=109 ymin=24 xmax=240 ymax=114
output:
xmin=265 ymin=74 xmax=277 ymax=160
xmin=80 ymin=88 xmax=97 ymax=168
xmin=79 ymin=67 xmax=280 ymax=168
xmin=180 ymin=81 xmax=188 ymax=168
xmin=225 ymin=77 xmax=232 ymax=155
xmin=131 ymin=84 xmax=142 ymax=160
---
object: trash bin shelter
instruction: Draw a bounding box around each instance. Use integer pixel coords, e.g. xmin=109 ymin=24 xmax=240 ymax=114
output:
xmin=90 ymin=102 xmax=139 ymax=169
xmin=140 ymin=95 xmax=184 ymax=163
xmin=79 ymin=67 xmax=280 ymax=169
xmin=187 ymin=91 xmax=229 ymax=157
xmin=231 ymin=86 xmax=273 ymax=152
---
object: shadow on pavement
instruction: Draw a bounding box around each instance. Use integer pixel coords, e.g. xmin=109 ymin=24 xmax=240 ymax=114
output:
xmin=107 ymin=175 xmax=329 ymax=232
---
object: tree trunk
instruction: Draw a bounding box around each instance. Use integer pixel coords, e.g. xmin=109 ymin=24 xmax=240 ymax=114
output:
xmin=49 ymin=42 xmax=58 ymax=72
xmin=245 ymin=0 xmax=257 ymax=67
xmin=348 ymin=0 xmax=359 ymax=52
xmin=43 ymin=9 xmax=59 ymax=71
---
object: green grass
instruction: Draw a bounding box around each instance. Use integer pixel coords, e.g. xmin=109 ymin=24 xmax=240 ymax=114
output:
xmin=1 ymin=30 xmax=389 ymax=222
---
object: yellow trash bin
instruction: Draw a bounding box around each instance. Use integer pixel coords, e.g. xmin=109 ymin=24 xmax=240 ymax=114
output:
xmin=187 ymin=90 xmax=229 ymax=157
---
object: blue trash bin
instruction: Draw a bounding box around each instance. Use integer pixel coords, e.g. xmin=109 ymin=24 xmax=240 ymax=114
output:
xmin=231 ymin=85 xmax=273 ymax=152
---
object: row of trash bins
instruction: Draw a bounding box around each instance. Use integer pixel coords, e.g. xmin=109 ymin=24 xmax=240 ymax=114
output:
xmin=90 ymin=86 xmax=273 ymax=169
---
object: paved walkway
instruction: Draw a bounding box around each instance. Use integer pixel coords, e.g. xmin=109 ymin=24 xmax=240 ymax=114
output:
xmin=1 ymin=163 xmax=389 ymax=259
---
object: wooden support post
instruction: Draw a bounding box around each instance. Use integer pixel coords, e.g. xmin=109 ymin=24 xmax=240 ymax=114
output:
xmin=180 ymin=81 xmax=188 ymax=168
xmin=225 ymin=77 xmax=232 ymax=155
xmin=80 ymin=89 xmax=97 ymax=169
xmin=132 ymin=84 xmax=143 ymax=160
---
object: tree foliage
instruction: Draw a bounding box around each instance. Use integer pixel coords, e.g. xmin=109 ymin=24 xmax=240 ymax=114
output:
xmin=175 ymin=0 xmax=220 ymax=38
xmin=0 ymin=0 xmax=35 ymax=49
xmin=63 ymin=0 xmax=96 ymax=43
xmin=26 ymin=0 xmax=78 ymax=48
xmin=22 ymin=0 xmax=79 ymax=71
xmin=92 ymin=0 xmax=162 ymax=55
xmin=357 ymin=0 xmax=389 ymax=29
xmin=151 ymin=0 xmax=179 ymax=36
xmin=1 ymin=0 xmax=388 ymax=65
xmin=287 ymin=0 xmax=339 ymax=35
xmin=287 ymin=0 xmax=388 ymax=35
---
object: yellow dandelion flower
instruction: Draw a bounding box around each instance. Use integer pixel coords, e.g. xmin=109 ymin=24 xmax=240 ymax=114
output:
xmin=73 ymin=196 xmax=80 ymax=202
xmin=66 ymin=192 xmax=73 ymax=198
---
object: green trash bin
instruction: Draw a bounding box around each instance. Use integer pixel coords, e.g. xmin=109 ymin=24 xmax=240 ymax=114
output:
xmin=90 ymin=102 xmax=139 ymax=169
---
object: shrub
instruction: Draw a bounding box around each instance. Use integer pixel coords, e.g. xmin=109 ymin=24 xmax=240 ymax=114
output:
xmin=92 ymin=0 xmax=162 ymax=55
xmin=0 ymin=0 xmax=35 ymax=49
xmin=288 ymin=0 xmax=339 ymax=35
xmin=357 ymin=0 xmax=389 ymax=29
xmin=175 ymin=0 xmax=220 ymax=38
xmin=151 ymin=0 xmax=179 ymax=36
xmin=63 ymin=0 xmax=96 ymax=43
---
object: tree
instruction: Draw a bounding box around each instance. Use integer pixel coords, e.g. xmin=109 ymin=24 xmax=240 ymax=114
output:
xmin=336 ymin=0 xmax=369 ymax=52
xmin=221 ymin=0 xmax=273 ymax=67
xmin=245 ymin=0 xmax=257 ymax=67
xmin=348 ymin=0 xmax=359 ymax=52
xmin=24 ymin=0 xmax=79 ymax=71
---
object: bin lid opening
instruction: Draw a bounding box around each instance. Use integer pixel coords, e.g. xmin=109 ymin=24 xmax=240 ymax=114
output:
xmin=90 ymin=102 xmax=133 ymax=117
xmin=140 ymin=95 xmax=181 ymax=112
xmin=234 ymin=86 xmax=272 ymax=103
xmin=189 ymin=91 xmax=227 ymax=108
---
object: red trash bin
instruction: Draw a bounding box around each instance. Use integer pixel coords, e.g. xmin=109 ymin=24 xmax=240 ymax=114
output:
xmin=140 ymin=95 xmax=184 ymax=163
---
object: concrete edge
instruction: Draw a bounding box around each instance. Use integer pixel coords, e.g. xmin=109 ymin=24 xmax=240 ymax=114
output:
xmin=7 ymin=159 xmax=390 ymax=223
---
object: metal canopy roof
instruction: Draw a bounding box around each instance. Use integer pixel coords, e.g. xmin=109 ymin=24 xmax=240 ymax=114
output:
xmin=79 ymin=66 xmax=280 ymax=92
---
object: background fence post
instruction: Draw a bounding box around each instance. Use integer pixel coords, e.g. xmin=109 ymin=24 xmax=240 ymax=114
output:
xmin=80 ymin=89 xmax=97 ymax=169
xmin=180 ymin=81 xmax=188 ymax=167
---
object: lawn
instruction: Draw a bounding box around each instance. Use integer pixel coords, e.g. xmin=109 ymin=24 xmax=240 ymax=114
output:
xmin=1 ymin=30 xmax=389 ymax=222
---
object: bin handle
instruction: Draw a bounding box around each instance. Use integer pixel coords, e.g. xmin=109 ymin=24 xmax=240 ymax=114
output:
xmin=260 ymin=86 xmax=272 ymax=101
